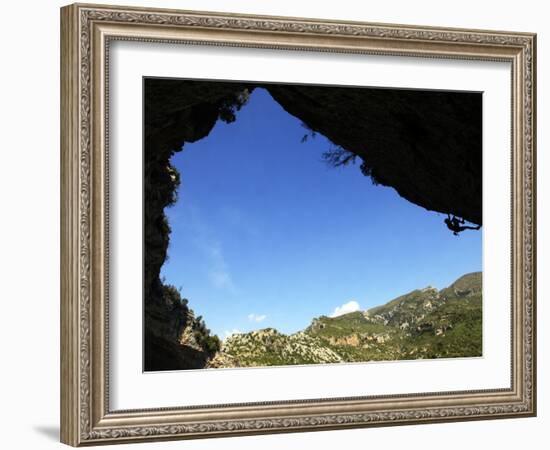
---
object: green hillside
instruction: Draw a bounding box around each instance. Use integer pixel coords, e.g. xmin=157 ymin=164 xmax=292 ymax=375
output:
xmin=207 ymin=272 xmax=482 ymax=368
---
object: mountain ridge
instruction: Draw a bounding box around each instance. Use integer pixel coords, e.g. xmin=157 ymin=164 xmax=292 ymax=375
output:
xmin=207 ymin=272 xmax=482 ymax=369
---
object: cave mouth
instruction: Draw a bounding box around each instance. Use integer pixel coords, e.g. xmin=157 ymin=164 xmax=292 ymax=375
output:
xmin=143 ymin=77 xmax=482 ymax=371
xmin=161 ymin=86 xmax=410 ymax=337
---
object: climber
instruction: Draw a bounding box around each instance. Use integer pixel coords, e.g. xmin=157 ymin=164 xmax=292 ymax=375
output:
xmin=444 ymin=214 xmax=481 ymax=236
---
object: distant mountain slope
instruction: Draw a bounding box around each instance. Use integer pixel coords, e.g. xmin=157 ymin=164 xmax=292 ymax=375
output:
xmin=207 ymin=329 xmax=343 ymax=368
xmin=208 ymin=272 xmax=482 ymax=368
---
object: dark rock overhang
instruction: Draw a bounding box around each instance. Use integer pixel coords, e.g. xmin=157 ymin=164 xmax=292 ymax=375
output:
xmin=145 ymin=78 xmax=482 ymax=225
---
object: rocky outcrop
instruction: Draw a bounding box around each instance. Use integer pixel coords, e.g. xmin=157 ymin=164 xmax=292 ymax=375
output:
xmin=205 ymin=351 xmax=241 ymax=369
xmin=144 ymin=284 xmax=221 ymax=371
xmin=365 ymin=286 xmax=442 ymax=329
xmin=215 ymin=329 xmax=343 ymax=368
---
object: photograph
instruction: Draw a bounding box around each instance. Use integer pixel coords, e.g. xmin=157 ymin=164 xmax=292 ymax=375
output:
xmin=143 ymin=78 xmax=483 ymax=372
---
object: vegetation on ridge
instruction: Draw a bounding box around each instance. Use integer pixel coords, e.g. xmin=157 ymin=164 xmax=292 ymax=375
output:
xmin=207 ymin=272 xmax=482 ymax=368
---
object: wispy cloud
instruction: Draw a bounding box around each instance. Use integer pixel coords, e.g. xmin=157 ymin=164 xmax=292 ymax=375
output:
xmin=206 ymin=244 xmax=236 ymax=293
xmin=221 ymin=206 xmax=260 ymax=238
xmin=248 ymin=313 xmax=267 ymax=323
xmin=210 ymin=270 xmax=234 ymax=290
xmin=330 ymin=300 xmax=361 ymax=317
xmin=183 ymin=205 xmax=238 ymax=294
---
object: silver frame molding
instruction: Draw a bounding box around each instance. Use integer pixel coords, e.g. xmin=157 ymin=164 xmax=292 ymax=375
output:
xmin=60 ymin=3 xmax=537 ymax=446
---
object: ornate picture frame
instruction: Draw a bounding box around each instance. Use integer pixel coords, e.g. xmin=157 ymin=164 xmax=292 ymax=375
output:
xmin=60 ymin=3 xmax=536 ymax=446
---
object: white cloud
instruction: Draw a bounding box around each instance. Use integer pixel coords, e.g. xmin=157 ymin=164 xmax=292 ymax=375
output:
xmin=330 ymin=300 xmax=361 ymax=317
xmin=223 ymin=329 xmax=242 ymax=340
xmin=247 ymin=313 xmax=267 ymax=323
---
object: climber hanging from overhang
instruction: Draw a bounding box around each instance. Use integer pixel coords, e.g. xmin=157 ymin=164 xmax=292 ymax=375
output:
xmin=444 ymin=214 xmax=481 ymax=236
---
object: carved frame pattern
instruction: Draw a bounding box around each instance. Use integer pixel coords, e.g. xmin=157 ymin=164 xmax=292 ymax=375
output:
xmin=60 ymin=3 xmax=536 ymax=446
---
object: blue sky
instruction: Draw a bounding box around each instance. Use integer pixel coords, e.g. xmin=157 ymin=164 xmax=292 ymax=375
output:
xmin=160 ymin=87 xmax=482 ymax=338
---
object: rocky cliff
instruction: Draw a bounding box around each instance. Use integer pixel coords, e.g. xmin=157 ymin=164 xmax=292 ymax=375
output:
xmin=207 ymin=329 xmax=343 ymax=368
xmin=143 ymin=79 xmax=250 ymax=370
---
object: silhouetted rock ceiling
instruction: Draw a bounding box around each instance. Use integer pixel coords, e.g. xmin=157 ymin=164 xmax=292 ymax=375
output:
xmin=267 ymin=84 xmax=482 ymax=226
